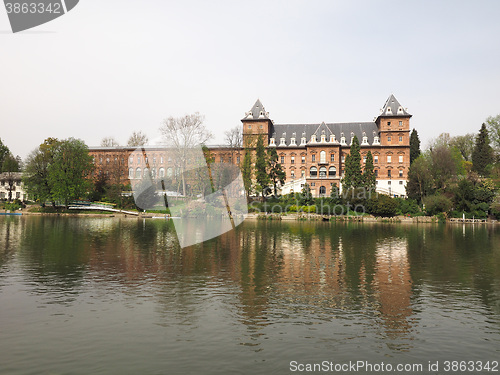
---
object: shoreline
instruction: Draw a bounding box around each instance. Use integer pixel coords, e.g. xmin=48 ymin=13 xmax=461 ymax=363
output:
xmin=1 ymin=210 xmax=498 ymax=224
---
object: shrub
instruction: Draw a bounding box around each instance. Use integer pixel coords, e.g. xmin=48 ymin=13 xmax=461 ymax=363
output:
xmin=367 ymin=194 xmax=398 ymax=217
xmin=423 ymin=194 xmax=452 ymax=216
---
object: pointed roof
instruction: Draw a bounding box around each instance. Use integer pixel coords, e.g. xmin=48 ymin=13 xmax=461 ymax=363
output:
xmin=378 ymin=94 xmax=411 ymax=117
xmin=242 ymin=99 xmax=270 ymax=120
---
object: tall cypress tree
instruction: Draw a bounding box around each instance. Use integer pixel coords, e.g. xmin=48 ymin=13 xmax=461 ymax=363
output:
xmin=255 ymin=136 xmax=270 ymax=197
xmin=241 ymin=148 xmax=253 ymax=199
xmin=410 ymin=129 xmax=421 ymax=165
xmin=342 ymin=135 xmax=362 ymax=189
xmin=472 ymin=123 xmax=493 ymax=176
xmin=267 ymin=147 xmax=286 ymax=197
xmin=363 ymin=151 xmax=376 ymax=191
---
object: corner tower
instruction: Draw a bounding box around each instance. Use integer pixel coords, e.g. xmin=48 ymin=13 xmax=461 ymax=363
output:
xmin=375 ymin=94 xmax=412 ymax=147
xmin=241 ymin=99 xmax=274 ymax=148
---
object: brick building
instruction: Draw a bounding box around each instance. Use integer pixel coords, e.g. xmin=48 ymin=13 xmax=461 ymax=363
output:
xmin=89 ymin=94 xmax=412 ymax=197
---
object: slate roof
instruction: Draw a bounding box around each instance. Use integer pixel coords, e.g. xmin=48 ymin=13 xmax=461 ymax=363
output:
xmin=242 ymin=99 xmax=270 ymax=120
xmin=271 ymin=122 xmax=379 ymax=147
xmin=378 ymin=94 xmax=411 ymax=117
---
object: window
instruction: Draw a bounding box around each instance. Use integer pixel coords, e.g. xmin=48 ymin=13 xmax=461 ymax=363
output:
xmin=220 ymin=157 xmax=224 ymax=163
xmin=106 ymin=157 xmax=110 ymax=164
xmin=330 ymin=154 xmax=335 ymax=162
xmin=320 ymin=151 xmax=326 ymax=163
xmin=16 ymin=192 xmax=20 ymax=199
xmin=329 ymin=166 xmax=336 ymax=176
xmin=237 ymin=156 xmax=240 ymax=163
xmin=399 ymin=155 xmax=403 ymax=163
xmin=387 ymin=121 xmax=391 ymax=126
xmin=99 ymin=157 xmax=103 ymax=164
xmin=143 ymin=168 xmax=149 ymax=177
xmin=310 ymin=166 xmax=317 ymax=177
xmin=387 ymin=155 xmax=392 ymax=163
xmin=281 ymin=156 xmax=285 ymax=164
xmin=129 ymin=156 xmax=133 ymax=164
xmin=159 ymin=168 xmax=165 ymax=178
xmin=374 ymin=155 xmax=378 ymax=163
xmin=16 ymin=181 xmax=21 ymax=186
xmin=145 ymin=157 xmax=148 ymax=164
xmin=399 ymin=170 xmax=403 ymax=177
xmin=291 ymin=156 xmax=295 ymax=164
xmin=153 ymin=157 xmax=156 ymax=164
xmin=374 ymin=169 xmax=378 ymax=177
xmin=228 ymin=157 xmax=232 ymax=164
xmin=399 ymin=181 xmax=403 ymax=185
xmin=302 ymin=156 xmax=306 ymax=164
xmin=311 ymin=183 xmax=315 ymax=187
xmin=137 ymin=156 xmax=141 ymax=164
xmin=291 ymin=170 xmax=295 ymax=178
xmin=135 ymin=168 xmax=142 ymax=179
xmin=248 ymin=125 xmax=251 ymax=130
xmin=388 ymin=136 xmax=392 ymax=142
xmin=341 ymin=155 xmax=345 ymax=163
xmin=388 ymin=181 xmax=391 ymax=185
xmin=363 ymin=156 xmax=366 ymax=163
xmin=399 ymin=136 xmax=403 ymax=142
xmin=319 ymin=166 xmax=327 ymax=177
xmin=260 ymin=125 xmax=263 ymax=129
xmin=387 ymin=170 xmax=392 ymax=178
xmin=399 ymin=121 xmax=402 ymax=127
xmin=301 ymin=170 xmax=305 ymax=178
xmin=161 ymin=156 xmax=164 ymax=164
xmin=128 ymin=168 xmax=133 ymax=178
xmin=167 ymin=168 xmax=173 ymax=177
xmin=319 ymin=186 xmax=326 ymax=196
xmin=312 ymin=154 xmax=316 ymax=162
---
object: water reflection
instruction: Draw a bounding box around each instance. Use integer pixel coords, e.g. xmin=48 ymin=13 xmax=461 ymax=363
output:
xmin=1 ymin=217 xmax=500 ymax=373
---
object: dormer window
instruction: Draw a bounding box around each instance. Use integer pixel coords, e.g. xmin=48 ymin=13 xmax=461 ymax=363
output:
xmin=340 ymin=132 xmax=346 ymax=145
xmin=290 ymin=137 xmax=296 ymax=146
xmin=386 ymin=107 xmax=392 ymax=114
xmin=300 ymin=136 xmax=306 ymax=146
xmin=361 ymin=132 xmax=369 ymax=145
xmin=330 ymin=134 xmax=336 ymax=143
xmin=311 ymin=134 xmax=317 ymax=143
xmin=279 ymin=137 xmax=286 ymax=146
xmin=373 ymin=135 xmax=380 ymax=145
xmin=269 ymin=138 xmax=276 ymax=146
xmin=321 ymin=134 xmax=326 ymax=142
xmin=397 ymin=106 xmax=404 ymax=114
xmin=350 ymin=132 xmax=355 ymax=145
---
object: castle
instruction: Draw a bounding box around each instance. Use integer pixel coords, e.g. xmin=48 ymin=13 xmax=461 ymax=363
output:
xmin=89 ymin=94 xmax=412 ymax=197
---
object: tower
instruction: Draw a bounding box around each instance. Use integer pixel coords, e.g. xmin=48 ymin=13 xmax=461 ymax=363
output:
xmin=241 ymin=99 xmax=274 ymax=148
xmin=375 ymin=94 xmax=412 ymax=147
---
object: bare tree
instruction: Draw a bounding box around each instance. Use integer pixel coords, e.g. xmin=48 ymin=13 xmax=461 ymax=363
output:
xmin=127 ymin=131 xmax=149 ymax=147
xmin=450 ymin=133 xmax=475 ymax=161
xmin=159 ymin=113 xmax=213 ymax=196
xmin=100 ymin=137 xmax=120 ymax=147
xmin=224 ymin=126 xmax=242 ymax=165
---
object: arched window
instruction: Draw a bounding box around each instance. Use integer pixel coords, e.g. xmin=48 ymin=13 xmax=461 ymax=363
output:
xmin=329 ymin=166 xmax=336 ymax=176
xmin=159 ymin=168 xmax=165 ymax=178
xmin=319 ymin=166 xmax=327 ymax=178
xmin=167 ymin=167 xmax=173 ymax=177
xmin=310 ymin=166 xmax=317 ymax=177
xmin=128 ymin=168 xmax=133 ymax=179
xmin=320 ymin=151 xmax=326 ymax=163
xmin=319 ymin=186 xmax=326 ymax=196
xmin=135 ymin=168 xmax=142 ymax=179
xmin=143 ymin=168 xmax=149 ymax=178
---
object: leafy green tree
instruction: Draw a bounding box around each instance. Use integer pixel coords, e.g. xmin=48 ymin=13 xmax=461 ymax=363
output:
xmin=472 ymin=123 xmax=494 ymax=176
xmin=254 ymin=136 xmax=270 ymax=198
xmin=363 ymin=151 xmax=376 ymax=190
xmin=342 ymin=135 xmax=362 ymax=189
xmin=409 ymin=129 xmax=421 ymax=164
xmin=450 ymin=133 xmax=475 ymax=162
xmin=0 ymin=138 xmax=10 ymax=172
xmin=48 ymin=138 xmax=94 ymax=207
xmin=241 ymin=148 xmax=253 ymax=199
xmin=486 ymin=114 xmax=500 ymax=154
xmin=267 ymin=147 xmax=286 ymax=197
xmin=23 ymin=138 xmax=61 ymax=206
xmin=406 ymin=154 xmax=432 ymax=202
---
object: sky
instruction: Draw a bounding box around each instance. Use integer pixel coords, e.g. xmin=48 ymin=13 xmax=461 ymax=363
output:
xmin=1 ymin=0 xmax=500 ymax=159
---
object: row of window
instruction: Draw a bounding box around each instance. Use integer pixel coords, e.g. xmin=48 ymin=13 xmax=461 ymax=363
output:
xmin=387 ymin=136 xmax=404 ymax=142
xmin=128 ymin=167 xmax=174 ymax=179
xmin=279 ymin=152 xmax=405 ymax=164
xmin=0 ymin=180 xmax=22 ymax=186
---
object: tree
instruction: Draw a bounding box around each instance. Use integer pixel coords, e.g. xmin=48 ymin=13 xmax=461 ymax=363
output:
xmin=299 ymin=183 xmax=314 ymax=206
xmin=472 ymin=123 xmax=494 ymax=176
xmin=241 ymin=147 xmax=253 ymax=199
xmin=159 ymin=113 xmax=213 ymax=196
xmin=100 ymin=137 xmax=120 ymax=147
xmin=342 ymin=135 xmax=362 ymax=189
xmin=0 ymin=138 xmax=10 ymax=172
xmin=430 ymin=145 xmax=461 ymax=190
xmin=406 ymin=154 xmax=432 ymax=202
xmin=48 ymin=138 xmax=94 ymax=207
xmin=267 ymin=147 xmax=286 ymax=197
xmin=127 ymin=131 xmax=149 ymax=147
xmin=450 ymin=133 xmax=475 ymax=161
xmin=409 ymin=129 xmax=421 ymax=165
xmin=363 ymin=151 xmax=376 ymax=191
xmin=2 ymin=153 xmax=20 ymax=201
xmin=23 ymin=138 xmax=61 ymax=206
xmin=254 ymin=136 xmax=270 ymax=198
xmin=486 ymin=114 xmax=500 ymax=154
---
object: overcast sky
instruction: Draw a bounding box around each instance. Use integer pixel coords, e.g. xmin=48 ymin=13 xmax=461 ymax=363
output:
xmin=1 ymin=0 xmax=500 ymax=158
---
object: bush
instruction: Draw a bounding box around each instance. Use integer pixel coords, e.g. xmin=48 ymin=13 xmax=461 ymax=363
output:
xmin=423 ymin=194 xmax=452 ymax=216
xmin=367 ymin=194 xmax=398 ymax=217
